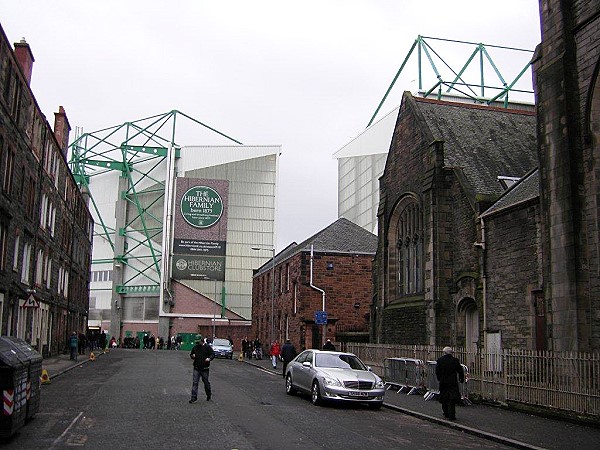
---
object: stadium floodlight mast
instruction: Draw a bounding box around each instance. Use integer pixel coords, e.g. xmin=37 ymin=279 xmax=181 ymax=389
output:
xmin=251 ymin=247 xmax=276 ymax=347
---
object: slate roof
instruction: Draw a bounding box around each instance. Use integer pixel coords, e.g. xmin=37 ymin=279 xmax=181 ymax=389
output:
xmin=480 ymin=168 xmax=539 ymax=217
xmin=412 ymin=95 xmax=538 ymax=197
xmin=254 ymin=218 xmax=377 ymax=275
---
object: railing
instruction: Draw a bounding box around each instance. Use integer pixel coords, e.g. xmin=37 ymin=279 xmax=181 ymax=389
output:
xmin=345 ymin=343 xmax=600 ymax=418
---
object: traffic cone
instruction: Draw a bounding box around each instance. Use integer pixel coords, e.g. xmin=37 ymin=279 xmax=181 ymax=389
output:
xmin=89 ymin=352 xmax=96 ymax=361
xmin=40 ymin=369 xmax=51 ymax=385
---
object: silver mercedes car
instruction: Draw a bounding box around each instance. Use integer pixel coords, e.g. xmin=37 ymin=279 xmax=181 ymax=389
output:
xmin=284 ymin=350 xmax=385 ymax=409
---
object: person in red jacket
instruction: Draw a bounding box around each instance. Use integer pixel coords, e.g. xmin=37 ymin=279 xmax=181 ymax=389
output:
xmin=270 ymin=339 xmax=281 ymax=369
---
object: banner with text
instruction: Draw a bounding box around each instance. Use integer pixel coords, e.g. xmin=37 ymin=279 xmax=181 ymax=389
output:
xmin=172 ymin=178 xmax=229 ymax=281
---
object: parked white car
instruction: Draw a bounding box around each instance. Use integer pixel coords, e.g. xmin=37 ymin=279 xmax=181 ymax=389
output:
xmin=284 ymin=350 xmax=385 ymax=409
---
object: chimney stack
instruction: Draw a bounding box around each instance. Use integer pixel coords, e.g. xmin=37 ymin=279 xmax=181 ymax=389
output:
xmin=54 ymin=106 xmax=71 ymax=158
xmin=14 ymin=38 xmax=34 ymax=86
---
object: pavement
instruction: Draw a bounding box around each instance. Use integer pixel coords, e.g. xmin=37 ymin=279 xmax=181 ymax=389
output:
xmin=41 ymin=348 xmax=108 ymax=379
xmin=40 ymin=350 xmax=600 ymax=450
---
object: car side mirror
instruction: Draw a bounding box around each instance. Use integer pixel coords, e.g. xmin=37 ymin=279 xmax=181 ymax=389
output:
xmin=302 ymin=361 xmax=312 ymax=368
xmin=367 ymin=366 xmax=372 ymax=372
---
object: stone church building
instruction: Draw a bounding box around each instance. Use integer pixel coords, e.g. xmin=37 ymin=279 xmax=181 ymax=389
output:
xmin=373 ymin=0 xmax=600 ymax=353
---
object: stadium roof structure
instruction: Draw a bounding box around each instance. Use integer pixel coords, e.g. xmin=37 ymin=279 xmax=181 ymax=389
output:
xmin=69 ymin=110 xmax=243 ymax=294
xmin=368 ymin=35 xmax=535 ymax=127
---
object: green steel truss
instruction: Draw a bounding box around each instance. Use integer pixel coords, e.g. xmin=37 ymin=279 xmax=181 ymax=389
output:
xmin=368 ymin=36 xmax=535 ymax=126
xmin=70 ymin=110 xmax=242 ymax=294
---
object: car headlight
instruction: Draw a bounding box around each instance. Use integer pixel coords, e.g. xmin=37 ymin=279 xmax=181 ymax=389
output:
xmin=375 ymin=379 xmax=385 ymax=388
xmin=322 ymin=376 xmax=343 ymax=387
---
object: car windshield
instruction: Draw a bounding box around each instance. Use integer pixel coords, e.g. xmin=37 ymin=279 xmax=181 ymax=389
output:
xmin=213 ymin=339 xmax=230 ymax=346
xmin=315 ymin=353 xmax=367 ymax=370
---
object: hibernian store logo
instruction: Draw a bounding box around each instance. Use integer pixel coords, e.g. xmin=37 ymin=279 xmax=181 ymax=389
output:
xmin=180 ymin=186 xmax=224 ymax=228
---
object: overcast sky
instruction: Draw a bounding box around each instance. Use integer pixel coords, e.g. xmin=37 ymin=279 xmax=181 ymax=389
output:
xmin=2 ymin=1 xmax=541 ymax=250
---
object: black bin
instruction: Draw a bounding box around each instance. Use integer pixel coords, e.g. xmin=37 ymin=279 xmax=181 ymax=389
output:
xmin=0 ymin=338 xmax=28 ymax=438
xmin=4 ymin=337 xmax=42 ymax=421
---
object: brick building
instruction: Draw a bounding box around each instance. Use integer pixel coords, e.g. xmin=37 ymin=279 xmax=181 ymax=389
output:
xmin=0 ymin=26 xmax=93 ymax=356
xmin=252 ymin=218 xmax=376 ymax=351
xmin=373 ymin=0 xmax=600 ymax=353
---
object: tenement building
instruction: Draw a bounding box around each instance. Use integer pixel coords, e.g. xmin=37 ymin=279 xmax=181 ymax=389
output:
xmin=373 ymin=0 xmax=600 ymax=353
xmin=0 ymin=26 xmax=93 ymax=356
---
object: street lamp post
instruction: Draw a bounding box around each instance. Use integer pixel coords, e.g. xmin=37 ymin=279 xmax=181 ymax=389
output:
xmin=252 ymin=247 xmax=275 ymax=346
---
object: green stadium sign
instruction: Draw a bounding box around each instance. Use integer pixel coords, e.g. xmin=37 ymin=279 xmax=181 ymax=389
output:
xmin=180 ymin=185 xmax=224 ymax=228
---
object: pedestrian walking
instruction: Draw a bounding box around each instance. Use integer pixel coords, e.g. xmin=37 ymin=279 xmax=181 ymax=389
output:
xmin=241 ymin=336 xmax=250 ymax=359
xmin=270 ymin=339 xmax=281 ymax=369
xmin=436 ymin=346 xmax=465 ymax=421
xmin=69 ymin=332 xmax=78 ymax=361
xmin=78 ymin=332 xmax=86 ymax=355
xmin=280 ymin=339 xmax=297 ymax=378
xmin=322 ymin=339 xmax=336 ymax=351
xmin=99 ymin=331 xmax=107 ymax=351
xmin=189 ymin=336 xmax=215 ymax=403
xmin=253 ymin=337 xmax=262 ymax=359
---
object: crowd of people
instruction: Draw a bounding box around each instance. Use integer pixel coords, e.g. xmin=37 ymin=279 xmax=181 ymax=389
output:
xmin=241 ymin=336 xmax=264 ymax=360
xmin=69 ymin=331 xmax=190 ymax=352
xmin=68 ymin=330 xmax=109 ymax=359
xmin=120 ymin=334 xmax=184 ymax=350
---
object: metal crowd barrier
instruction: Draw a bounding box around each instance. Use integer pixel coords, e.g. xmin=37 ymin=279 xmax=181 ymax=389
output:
xmin=459 ymin=364 xmax=472 ymax=405
xmin=423 ymin=361 xmax=471 ymax=405
xmin=423 ymin=361 xmax=439 ymax=400
xmin=383 ymin=358 xmax=425 ymax=395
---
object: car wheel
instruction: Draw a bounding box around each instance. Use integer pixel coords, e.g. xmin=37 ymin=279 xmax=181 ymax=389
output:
xmin=311 ymin=381 xmax=322 ymax=406
xmin=285 ymin=374 xmax=296 ymax=395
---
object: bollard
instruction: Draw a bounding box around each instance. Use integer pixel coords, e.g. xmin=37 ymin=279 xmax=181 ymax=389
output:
xmin=40 ymin=369 xmax=51 ymax=385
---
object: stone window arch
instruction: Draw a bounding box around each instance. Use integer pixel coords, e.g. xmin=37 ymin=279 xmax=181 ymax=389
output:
xmin=387 ymin=194 xmax=423 ymax=301
xmin=457 ymin=297 xmax=479 ymax=351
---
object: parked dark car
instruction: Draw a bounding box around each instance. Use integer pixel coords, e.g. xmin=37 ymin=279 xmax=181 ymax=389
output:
xmin=211 ymin=338 xmax=233 ymax=359
xmin=284 ymin=350 xmax=385 ymax=409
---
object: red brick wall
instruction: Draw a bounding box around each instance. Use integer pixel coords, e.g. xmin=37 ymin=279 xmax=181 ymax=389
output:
xmin=252 ymin=251 xmax=373 ymax=351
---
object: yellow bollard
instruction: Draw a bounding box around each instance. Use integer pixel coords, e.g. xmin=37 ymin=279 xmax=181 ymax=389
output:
xmin=40 ymin=369 xmax=51 ymax=385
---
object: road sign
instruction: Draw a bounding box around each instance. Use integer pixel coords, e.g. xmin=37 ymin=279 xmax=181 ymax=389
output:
xmin=23 ymin=294 xmax=40 ymax=308
xmin=315 ymin=311 xmax=327 ymax=325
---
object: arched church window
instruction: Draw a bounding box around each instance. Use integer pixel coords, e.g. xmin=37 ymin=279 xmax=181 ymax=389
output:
xmin=395 ymin=201 xmax=423 ymax=295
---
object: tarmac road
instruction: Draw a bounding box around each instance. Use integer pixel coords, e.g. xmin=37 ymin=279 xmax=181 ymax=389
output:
xmin=2 ymin=349 xmax=513 ymax=449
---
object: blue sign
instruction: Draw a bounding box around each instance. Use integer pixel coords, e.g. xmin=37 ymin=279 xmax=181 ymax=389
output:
xmin=315 ymin=311 xmax=328 ymax=325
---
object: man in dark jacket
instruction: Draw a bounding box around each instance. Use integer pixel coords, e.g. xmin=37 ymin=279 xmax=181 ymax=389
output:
xmin=280 ymin=339 xmax=297 ymax=378
xmin=435 ymin=346 xmax=465 ymax=420
xmin=69 ymin=332 xmax=78 ymax=361
xmin=189 ymin=336 xmax=215 ymax=403
xmin=322 ymin=339 xmax=336 ymax=351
